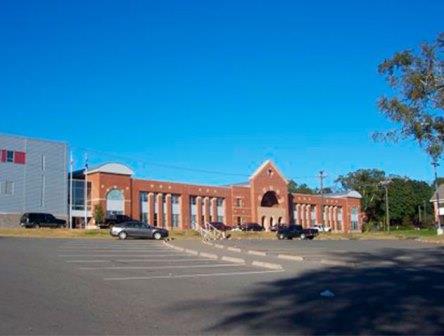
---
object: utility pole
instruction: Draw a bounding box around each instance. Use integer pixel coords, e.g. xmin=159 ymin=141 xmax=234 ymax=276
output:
xmin=418 ymin=205 xmax=421 ymax=225
xmin=432 ymin=160 xmax=442 ymax=235
xmin=69 ymin=152 xmax=73 ymax=229
xmin=380 ymin=180 xmax=391 ymax=232
xmin=84 ymin=153 xmax=88 ymax=228
xmin=318 ymin=171 xmax=326 ymax=227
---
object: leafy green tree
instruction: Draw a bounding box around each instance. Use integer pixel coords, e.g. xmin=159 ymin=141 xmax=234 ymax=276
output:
xmin=335 ymin=169 xmax=386 ymax=223
xmin=387 ymin=178 xmax=434 ymax=227
xmin=287 ymin=179 xmax=314 ymax=194
xmin=93 ymin=204 xmax=105 ymax=225
xmin=375 ymin=32 xmax=444 ymax=161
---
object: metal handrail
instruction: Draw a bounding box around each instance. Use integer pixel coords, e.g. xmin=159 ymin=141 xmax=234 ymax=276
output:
xmin=195 ymin=223 xmax=226 ymax=240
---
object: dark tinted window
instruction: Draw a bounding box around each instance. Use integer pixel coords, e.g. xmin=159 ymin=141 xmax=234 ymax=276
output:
xmin=45 ymin=214 xmax=55 ymax=221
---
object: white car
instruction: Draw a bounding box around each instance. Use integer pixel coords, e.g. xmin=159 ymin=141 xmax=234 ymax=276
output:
xmin=309 ymin=225 xmax=332 ymax=233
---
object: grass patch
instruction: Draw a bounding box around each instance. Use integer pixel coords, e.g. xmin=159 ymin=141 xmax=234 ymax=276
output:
xmin=0 ymin=227 xmax=201 ymax=240
xmin=168 ymin=229 xmax=201 ymax=240
xmin=1 ymin=227 xmax=443 ymax=244
xmin=228 ymin=231 xmax=276 ymax=240
xmin=0 ymin=228 xmax=112 ymax=239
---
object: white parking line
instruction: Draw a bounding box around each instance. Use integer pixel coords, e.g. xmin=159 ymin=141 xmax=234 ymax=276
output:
xmin=65 ymin=258 xmax=208 ymax=263
xmin=58 ymin=254 xmax=183 ymax=257
xmin=58 ymin=250 xmax=174 ymax=253
xmin=79 ymin=263 xmax=245 ymax=270
xmin=66 ymin=260 xmax=112 ymax=263
xmin=104 ymin=269 xmax=284 ymax=281
xmin=114 ymin=258 xmax=206 ymax=263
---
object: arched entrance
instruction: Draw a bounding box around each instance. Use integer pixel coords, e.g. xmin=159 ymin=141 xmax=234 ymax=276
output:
xmin=257 ymin=190 xmax=286 ymax=231
xmin=261 ymin=216 xmax=266 ymax=228
xmin=261 ymin=191 xmax=279 ymax=207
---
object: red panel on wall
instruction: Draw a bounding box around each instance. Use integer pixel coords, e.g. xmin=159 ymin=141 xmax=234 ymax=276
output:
xmin=14 ymin=151 xmax=26 ymax=164
xmin=0 ymin=150 xmax=6 ymax=162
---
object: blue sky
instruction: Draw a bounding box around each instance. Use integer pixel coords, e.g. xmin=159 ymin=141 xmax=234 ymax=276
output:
xmin=1 ymin=0 xmax=443 ymax=188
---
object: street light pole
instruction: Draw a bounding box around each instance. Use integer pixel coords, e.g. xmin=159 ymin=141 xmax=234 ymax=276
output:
xmin=432 ymin=160 xmax=442 ymax=235
xmin=318 ymin=171 xmax=326 ymax=227
xmin=380 ymin=180 xmax=391 ymax=232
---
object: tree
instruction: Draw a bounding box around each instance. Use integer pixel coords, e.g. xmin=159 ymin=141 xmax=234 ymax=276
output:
xmin=387 ymin=178 xmax=434 ymax=227
xmin=93 ymin=204 xmax=105 ymax=225
xmin=375 ymin=32 xmax=444 ymax=162
xmin=287 ymin=180 xmax=314 ymax=194
xmin=336 ymin=169 xmax=387 ymax=223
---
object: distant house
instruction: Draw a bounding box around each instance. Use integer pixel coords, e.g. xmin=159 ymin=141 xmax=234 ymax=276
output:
xmin=430 ymin=184 xmax=444 ymax=225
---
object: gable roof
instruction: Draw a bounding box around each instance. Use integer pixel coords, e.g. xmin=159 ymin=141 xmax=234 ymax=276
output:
xmin=324 ymin=190 xmax=362 ymax=199
xmin=249 ymin=160 xmax=288 ymax=183
xmin=87 ymin=163 xmax=134 ymax=176
xmin=430 ymin=184 xmax=444 ymax=202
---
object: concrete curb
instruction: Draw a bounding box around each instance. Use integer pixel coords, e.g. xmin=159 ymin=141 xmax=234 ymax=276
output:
xmin=252 ymin=261 xmax=283 ymax=270
xmin=248 ymin=250 xmax=267 ymax=256
xmin=221 ymin=256 xmax=245 ymax=264
xmin=277 ymin=254 xmax=304 ymax=261
xmin=199 ymin=252 xmax=218 ymax=260
xmin=163 ymin=240 xmax=284 ymax=270
xmin=184 ymin=248 xmax=199 ymax=256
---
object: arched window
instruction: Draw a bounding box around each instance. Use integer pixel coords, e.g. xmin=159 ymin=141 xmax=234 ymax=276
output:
xmin=261 ymin=191 xmax=279 ymax=207
xmin=106 ymin=189 xmax=124 ymax=216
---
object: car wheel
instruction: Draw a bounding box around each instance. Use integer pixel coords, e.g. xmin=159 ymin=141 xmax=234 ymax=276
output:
xmin=278 ymin=233 xmax=285 ymax=240
xmin=300 ymin=233 xmax=306 ymax=240
xmin=118 ymin=231 xmax=127 ymax=240
xmin=153 ymin=232 xmax=162 ymax=240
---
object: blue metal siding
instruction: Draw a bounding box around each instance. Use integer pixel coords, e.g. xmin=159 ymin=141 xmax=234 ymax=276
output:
xmin=0 ymin=134 xmax=67 ymax=218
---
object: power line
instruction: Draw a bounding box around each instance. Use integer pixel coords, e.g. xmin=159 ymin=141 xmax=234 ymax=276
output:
xmin=73 ymin=146 xmax=250 ymax=178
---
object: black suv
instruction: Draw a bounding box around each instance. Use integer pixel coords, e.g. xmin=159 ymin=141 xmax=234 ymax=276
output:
xmin=276 ymin=225 xmax=318 ymax=240
xmin=20 ymin=213 xmax=67 ymax=228
xmin=99 ymin=214 xmax=133 ymax=229
xmin=239 ymin=222 xmax=264 ymax=232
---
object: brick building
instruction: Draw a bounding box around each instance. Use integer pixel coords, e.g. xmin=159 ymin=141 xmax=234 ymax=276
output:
xmin=74 ymin=160 xmax=362 ymax=232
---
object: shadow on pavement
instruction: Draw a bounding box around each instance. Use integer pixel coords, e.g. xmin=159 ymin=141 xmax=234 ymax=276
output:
xmin=171 ymin=247 xmax=444 ymax=335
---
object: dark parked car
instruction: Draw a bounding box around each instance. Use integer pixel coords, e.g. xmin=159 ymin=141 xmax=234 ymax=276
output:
xmin=100 ymin=214 xmax=133 ymax=229
xmin=239 ymin=222 xmax=264 ymax=232
xmin=270 ymin=223 xmax=288 ymax=232
xmin=276 ymin=225 xmax=318 ymax=240
xmin=20 ymin=213 xmax=66 ymax=228
xmin=110 ymin=221 xmax=169 ymax=240
xmin=207 ymin=222 xmax=232 ymax=231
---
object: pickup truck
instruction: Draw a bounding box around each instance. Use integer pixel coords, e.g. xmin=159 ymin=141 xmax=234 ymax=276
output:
xmin=276 ymin=225 xmax=318 ymax=240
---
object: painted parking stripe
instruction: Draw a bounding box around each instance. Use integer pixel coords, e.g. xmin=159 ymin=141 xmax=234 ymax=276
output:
xmin=65 ymin=260 xmax=112 ymax=263
xmin=59 ymin=249 xmax=173 ymax=253
xmin=79 ymin=263 xmax=245 ymax=270
xmin=104 ymin=269 xmax=284 ymax=281
xmin=65 ymin=258 xmax=209 ymax=263
xmin=58 ymin=254 xmax=184 ymax=257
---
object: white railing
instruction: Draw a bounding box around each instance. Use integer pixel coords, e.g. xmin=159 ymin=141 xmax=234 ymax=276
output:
xmin=195 ymin=223 xmax=226 ymax=240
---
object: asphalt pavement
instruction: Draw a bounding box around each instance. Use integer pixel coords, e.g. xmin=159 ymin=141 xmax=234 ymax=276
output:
xmin=1 ymin=236 xmax=444 ymax=335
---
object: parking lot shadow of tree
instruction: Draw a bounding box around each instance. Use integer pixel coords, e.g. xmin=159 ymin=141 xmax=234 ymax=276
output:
xmin=172 ymin=247 xmax=444 ymax=335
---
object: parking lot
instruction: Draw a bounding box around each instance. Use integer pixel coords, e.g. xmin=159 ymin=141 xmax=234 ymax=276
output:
xmin=1 ymin=236 xmax=444 ymax=335
xmin=57 ymin=239 xmax=283 ymax=282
